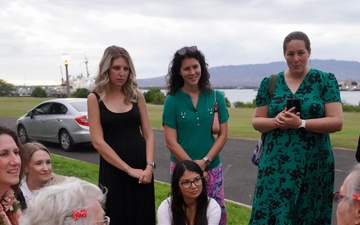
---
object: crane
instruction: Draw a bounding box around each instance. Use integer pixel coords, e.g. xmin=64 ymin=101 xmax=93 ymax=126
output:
xmin=84 ymin=55 xmax=90 ymax=77
xmin=60 ymin=65 xmax=65 ymax=85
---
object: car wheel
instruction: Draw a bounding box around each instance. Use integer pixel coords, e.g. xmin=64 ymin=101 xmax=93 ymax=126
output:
xmin=59 ymin=130 xmax=74 ymax=151
xmin=18 ymin=125 xmax=29 ymax=144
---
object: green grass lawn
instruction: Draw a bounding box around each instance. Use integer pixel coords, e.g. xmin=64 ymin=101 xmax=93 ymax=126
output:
xmin=1 ymin=96 xmax=359 ymax=149
xmin=0 ymin=97 xmax=53 ymax=117
xmin=52 ymin=154 xmax=251 ymax=225
xmin=147 ymin=104 xmax=360 ymax=149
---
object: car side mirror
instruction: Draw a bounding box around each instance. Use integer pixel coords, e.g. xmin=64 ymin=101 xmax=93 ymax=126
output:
xmin=29 ymin=110 xmax=34 ymax=119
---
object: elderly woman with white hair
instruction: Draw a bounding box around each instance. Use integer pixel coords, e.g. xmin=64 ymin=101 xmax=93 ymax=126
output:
xmin=335 ymin=164 xmax=360 ymax=225
xmin=19 ymin=177 xmax=109 ymax=225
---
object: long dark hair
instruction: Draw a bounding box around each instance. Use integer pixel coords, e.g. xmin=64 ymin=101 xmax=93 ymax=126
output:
xmin=171 ymin=160 xmax=209 ymax=225
xmin=283 ymin=31 xmax=311 ymax=54
xmin=165 ymin=46 xmax=212 ymax=95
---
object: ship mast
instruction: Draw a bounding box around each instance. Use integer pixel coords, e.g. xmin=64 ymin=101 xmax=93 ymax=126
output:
xmin=84 ymin=55 xmax=90 ymax=77
xmin=60 ymin=65 xmax=65 ymax=85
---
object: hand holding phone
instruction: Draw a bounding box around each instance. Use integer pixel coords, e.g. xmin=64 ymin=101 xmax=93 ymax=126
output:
xmin=286 ymin=98 xmax=301 ymax=113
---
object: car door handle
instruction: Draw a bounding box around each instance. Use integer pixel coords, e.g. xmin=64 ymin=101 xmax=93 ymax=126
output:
xmin=56 ymin=118 xmax=62 ymax=122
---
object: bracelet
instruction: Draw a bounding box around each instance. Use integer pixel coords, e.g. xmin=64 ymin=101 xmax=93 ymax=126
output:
xmin=203 ymin=157 xmax=211 ymax=166
xmin=298 ymin=119 xmax=306 ymax=129
xmin=147 ymin=162 xmax=156 ymax=169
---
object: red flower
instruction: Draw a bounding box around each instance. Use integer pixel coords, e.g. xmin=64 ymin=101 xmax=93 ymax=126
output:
xmin=352 ymin=192 xmax=360 ymax=201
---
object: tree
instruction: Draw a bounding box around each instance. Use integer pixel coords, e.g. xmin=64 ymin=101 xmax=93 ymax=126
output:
xmin=0 ymin=79 xmax=15 ymax=96
xmin=143 ymin=88 xmax=165 ymax=105
xmin=224 ymin=96 xmax=231 ymax=107
xmin=71 ymin=88 xmax=91 ymax=98
xmin=31 ymin=87 xmax=47 ymax=97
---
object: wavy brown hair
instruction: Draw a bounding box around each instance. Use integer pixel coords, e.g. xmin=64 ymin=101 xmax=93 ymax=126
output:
xmin=93 ymin=45 xmax=139 ymax=102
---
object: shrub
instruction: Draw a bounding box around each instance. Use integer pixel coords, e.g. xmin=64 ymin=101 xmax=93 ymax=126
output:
xmin=144 ymin=88 xmax=165 ymax=105
xmin=224 ymin=96 xmax=231 ymax=108
xmin=0 ymin=79 xmax=15 ymax=96
xmin=71 ymin=88 xmax=91 ymax=98
xmin=233 ymin=99 xmax=256 ymax=108
xmin=342 ymin=102 xmax=360 ymax=112
xmin=31 ymin=87 xmax=47 ymax=97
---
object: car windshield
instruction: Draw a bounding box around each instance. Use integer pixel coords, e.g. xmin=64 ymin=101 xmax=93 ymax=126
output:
xmin=70 ymin=102 xmax=87 ymax=112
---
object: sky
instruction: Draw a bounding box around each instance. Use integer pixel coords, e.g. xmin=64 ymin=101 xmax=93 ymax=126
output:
xmin=1 ymin=0 xmax=359 ymax=85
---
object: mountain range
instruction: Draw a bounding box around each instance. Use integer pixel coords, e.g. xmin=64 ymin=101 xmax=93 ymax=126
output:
xmin=137 ymin=59 xmax=360 ymax=89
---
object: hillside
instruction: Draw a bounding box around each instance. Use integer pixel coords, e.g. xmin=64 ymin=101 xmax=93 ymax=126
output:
xmin=137 ymin=59 xmax=360 ymax=89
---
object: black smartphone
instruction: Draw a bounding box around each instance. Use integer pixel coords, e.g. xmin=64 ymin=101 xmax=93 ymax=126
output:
xmin=286 ymin=98 xmax=301 ymax=113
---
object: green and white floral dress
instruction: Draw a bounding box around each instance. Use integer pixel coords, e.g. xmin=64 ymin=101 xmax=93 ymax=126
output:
xmin=249 ymin=69 xmax=341 ymax=225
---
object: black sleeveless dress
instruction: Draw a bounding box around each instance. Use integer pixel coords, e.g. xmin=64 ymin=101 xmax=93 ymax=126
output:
xmin=95 ymin=93 xmax=155 ymax=225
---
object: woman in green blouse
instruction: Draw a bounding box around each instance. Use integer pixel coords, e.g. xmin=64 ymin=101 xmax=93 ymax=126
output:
xmin=162 ymin=46 xmax=229 ymax=225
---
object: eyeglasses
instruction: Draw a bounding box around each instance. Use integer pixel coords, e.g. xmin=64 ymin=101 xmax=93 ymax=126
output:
xmin=333 ymin=191 xmax=347 ymax=203
xmin=179 ymin=176 xmax=203 ymax=189
xmin=333 ymin=191 xmax=360 ymax=204
xmin=176 ymin=46 xmax=198 ymax=55
xmin=93 ymin=216 xmax=110 ymax=225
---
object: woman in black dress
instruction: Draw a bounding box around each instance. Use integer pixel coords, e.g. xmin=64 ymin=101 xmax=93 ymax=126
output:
xmin=87 ymin=45 xmax=156 ymax=225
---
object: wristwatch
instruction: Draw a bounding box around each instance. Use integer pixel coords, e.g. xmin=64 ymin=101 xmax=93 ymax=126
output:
xmin=203 ymin=157 xmax=211 ymax=166
xmin=147 ymin=162 xmax=156 ymax=169
xmin=298 ymin=119 xmax=306 ymax=130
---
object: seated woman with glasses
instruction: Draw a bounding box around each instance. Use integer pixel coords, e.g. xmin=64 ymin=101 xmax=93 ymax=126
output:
xmin=19 ymin=177 xmax=110 ymax=225
xmin=334 ymin=164 xmax=360 ymax=225
xmin=157 ymin=160 xmax=221 ymax=225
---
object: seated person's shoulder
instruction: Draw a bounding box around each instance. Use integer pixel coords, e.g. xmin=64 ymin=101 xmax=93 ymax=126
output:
xmin=208 ymin=197 xmax=220 ymax=208
xmin=46 ymin=174 xmax=68 ymax=186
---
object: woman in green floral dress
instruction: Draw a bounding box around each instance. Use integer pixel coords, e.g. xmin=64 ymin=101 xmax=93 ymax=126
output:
xmin=249 ymin=31 xmax=344 ymax=225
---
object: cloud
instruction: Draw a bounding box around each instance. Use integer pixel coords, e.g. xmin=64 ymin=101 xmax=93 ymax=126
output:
xmin=0 ymin=0 xmax=359 ymax=85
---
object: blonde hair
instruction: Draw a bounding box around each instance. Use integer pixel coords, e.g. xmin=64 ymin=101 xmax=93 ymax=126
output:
xmin=93 ymin=45 xmax=139 ymax=103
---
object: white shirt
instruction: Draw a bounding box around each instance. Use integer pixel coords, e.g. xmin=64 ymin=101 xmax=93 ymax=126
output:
xmin=19 ymin=178 xmax=34 ymax=205
xmin=157 ymin=197 xmax=221 ymax=225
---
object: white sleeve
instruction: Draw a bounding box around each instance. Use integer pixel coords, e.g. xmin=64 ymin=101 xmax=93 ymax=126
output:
xmin=157 ymin=197 xmax=173 ymax=225
xmin=207 ymin=198 xmax=221 ymax=225
xmin=19 ymin=179 xmax=33 ymax=205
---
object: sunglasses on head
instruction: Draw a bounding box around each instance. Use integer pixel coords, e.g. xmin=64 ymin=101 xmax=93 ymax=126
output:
xmin=176 ymin=46 xmax=197 ymax=55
